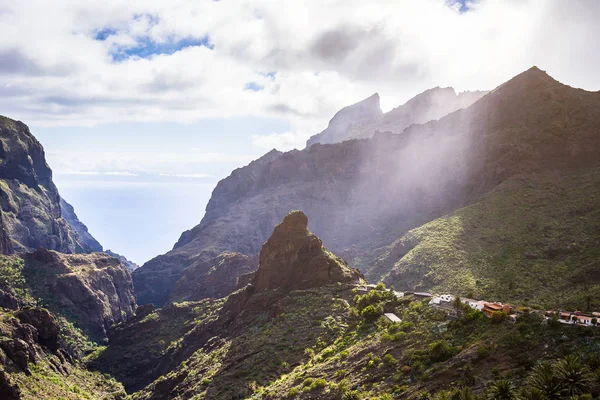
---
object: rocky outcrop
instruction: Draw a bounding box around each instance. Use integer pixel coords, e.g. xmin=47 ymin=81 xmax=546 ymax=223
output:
xmin=22 ymin=249 xmax=137 ymax=342
xmin=135 ymin=66 xmax=600 ymax=306
xmin=305 ymin=87 xmax=487 ymax=147
xmin=0 ymin=307 xmax=61 ymax=377
xmin=0 ymin=116 xmax=92 ymax=254
xmin=105 ymin=250 xmax=140 ymax=272
xmin=0 ymin=304 xmax=126 ymax=399
xmin=94 ymin=213 xmax=360 ymax=394
xmin=253 ymin=211 xmax=362 ymax=291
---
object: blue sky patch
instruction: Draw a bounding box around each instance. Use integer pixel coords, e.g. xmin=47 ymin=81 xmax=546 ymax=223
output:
xmin=245 ymin=82 xmax=265 ymax=91
xmin=110 ymin=36 xmax=214 ymax=62
xmin=95 ymin=28 xmax=117 ymax=41
xmin=446 ymin=0 xmax=474 ymax=13
xmin=260 ymin=71 xmax=277 ymax=80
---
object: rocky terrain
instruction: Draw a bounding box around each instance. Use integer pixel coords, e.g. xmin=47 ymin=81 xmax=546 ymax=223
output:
xmin=253 ymin=210 xmax=363 ymax=291
xmin=0 ymin=250 xmax=134 ymax=398
xmin=0 ymin=116 xmax=140 ymax=397
xmin=21 ymin=249 xmax=137 ymax=342
xmin=59 ymin=197 xmax=103 ymax=253
xmin=105 ymin=250 xmax=140 ymax=272
xmin=92 ymin=211 xmax=364 ymax=397
xmin=95 ymin=212 xmax=600 ymax=400
xmin=135 ymin=66 xmax=600 ymax=308
xmin=0 ymin=305 xmax=126 ymax=399
xmin=0 ymin=116 xmax=94 ymax=254
xmin=305 ymin=87 xmax=486 ymax=147
xmin=2 ymin=65 xmax=600 ymax=399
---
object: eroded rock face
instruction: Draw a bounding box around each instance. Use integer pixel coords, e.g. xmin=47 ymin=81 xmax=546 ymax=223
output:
xmin=253 ymin=211 xmax=363 ymax=292
xmin=59 ymin=197 xmax=103 ymax=252
xmin=22 ymin=249 xmax=137 ymax=342
xmin=0 ymin=116 xmax=93 ymax=254
xmin=168 ymin=252 xmax=257 ymax=303
xmin=0 ymin=306 xmax=61 ymax=375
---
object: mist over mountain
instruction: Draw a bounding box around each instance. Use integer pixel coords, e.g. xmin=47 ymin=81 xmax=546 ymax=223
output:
xmin=306 ymin=87 xmax=487 ymax=147
xmin=2 ymin=65 xmax=600 ymax=400
xmin=134 ymin=66 xmax=600 ymax=310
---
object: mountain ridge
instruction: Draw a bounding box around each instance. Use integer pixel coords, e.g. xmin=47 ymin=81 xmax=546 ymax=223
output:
xmin=134 ymin=66 xmax=600 ymax=307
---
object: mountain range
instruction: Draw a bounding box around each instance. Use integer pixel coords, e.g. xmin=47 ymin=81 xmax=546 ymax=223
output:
xmin=1 ymin=66 xmax=600 ymax=399
xmin=134 ymin=66 xmax=600 ymax=311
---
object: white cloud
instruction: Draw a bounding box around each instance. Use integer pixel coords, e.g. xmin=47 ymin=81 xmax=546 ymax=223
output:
xmin=158 ymin=173 xmax=213 ymax=179
xmin=1 ymin=0 xmax=599 ymax=149
xmin=46 ymin=149 xmax=255 ymax=179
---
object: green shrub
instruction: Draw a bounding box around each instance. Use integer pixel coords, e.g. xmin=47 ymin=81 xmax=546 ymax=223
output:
xmin=286 ymin=387 xmax=299 ymax=398
xmin=491 ymin=311 xmax=508 ymax=324
xmin=428 ymin=340 xmax=456 ymax=363
xmin=477 ymin=345 xmax=490 ymax=359
xmin=335 ymin=369 xmax=347 ymax=379
xmin=383 ymin=353 xmax=399 ymax=367
xmin=361 ymin=305 xmax=382 ymax=322
xmin=342 ymin=390 xmax=361 ymax=400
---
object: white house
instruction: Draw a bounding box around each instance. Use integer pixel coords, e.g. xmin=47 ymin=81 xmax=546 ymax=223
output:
xmin=384 ymin=313 xmax=402 ymax=323
xmin=430 ymin=297 xmax=442 ymax=305
xmin=439 ymin=294 xmax=455 ymax=302
xmin=461 ymin=298 xmax=484 ymax=311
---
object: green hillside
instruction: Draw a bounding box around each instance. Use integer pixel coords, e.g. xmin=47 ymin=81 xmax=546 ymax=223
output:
xmin=380 ymin=169 xmax=600 ymax=310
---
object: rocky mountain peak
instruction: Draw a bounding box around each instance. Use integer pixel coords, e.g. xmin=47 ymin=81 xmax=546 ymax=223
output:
xmin=253 ymin=210 xmax=363 ymax=292
xmin=306 ymin=93 xmax=382 ymax=147
xmin=329 ymin=93 xmax=381 ymax=124
xmin=490 ymin=65 xmax=557 ymax=97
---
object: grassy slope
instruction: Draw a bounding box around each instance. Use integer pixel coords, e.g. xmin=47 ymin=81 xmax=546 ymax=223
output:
xmin=378 ymin=169 xmax=600 ymax=310
xmin=130 ymin=286 xmax=354 ymax=400
xmin=119 ymin=286 xmax=600 ymax=400
xmin=14 ymin=358 xmax=125 ymax=400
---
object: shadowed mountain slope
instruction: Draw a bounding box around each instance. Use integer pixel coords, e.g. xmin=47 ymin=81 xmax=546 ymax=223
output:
xmin=134 ymin=67 xmax=600 ymax=307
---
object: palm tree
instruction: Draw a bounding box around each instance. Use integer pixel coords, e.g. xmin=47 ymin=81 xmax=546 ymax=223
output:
xmin=456 ymin=387 xmax=478 ymax=400
xmin=554 ymin=355 xmax=594 ymax=396
xmin=487 ymin=380 xmax=517 ymax=400
xmin=519 ymin=388 xmax=547 ymax=400
xmin=453 ymin=296 xmax=463 ymax=316
xmin=527 ymin=361 xmax=564 ymax=399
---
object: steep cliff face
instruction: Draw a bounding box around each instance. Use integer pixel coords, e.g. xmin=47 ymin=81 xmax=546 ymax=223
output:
xmin=0 ymin=116 xmax=92 ymax=254
xmin=59 ymin=197 xmax=103 ymax=253
xmin=305 ymin=87 xmax=487 ymax=147
xmin=22 ymin=249 xmax=137 ymax=342
xmin=168 ymin=252 xmax=257 ymax=303
xmin=135 ymin=67 xmax=600 ymax=307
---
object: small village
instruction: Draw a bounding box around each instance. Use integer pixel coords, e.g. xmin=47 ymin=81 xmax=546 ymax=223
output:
xmin=356 ymin=284 xmax=600 ymax=327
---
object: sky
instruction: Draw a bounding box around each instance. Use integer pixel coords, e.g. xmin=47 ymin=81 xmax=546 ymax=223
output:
xmin=1 ymin=0 xmax=599 ymax=264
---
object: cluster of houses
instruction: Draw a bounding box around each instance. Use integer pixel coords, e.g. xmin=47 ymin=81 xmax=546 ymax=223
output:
xmin=428 ymin=293 xmax=514 ymax=319
xmin=355 ymin=284 xmax=600 ymax=327
xmin=546 ymin=310 xmax=600 ymax=326
xmin=428 ymin=293 xmax=600 ymax=327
